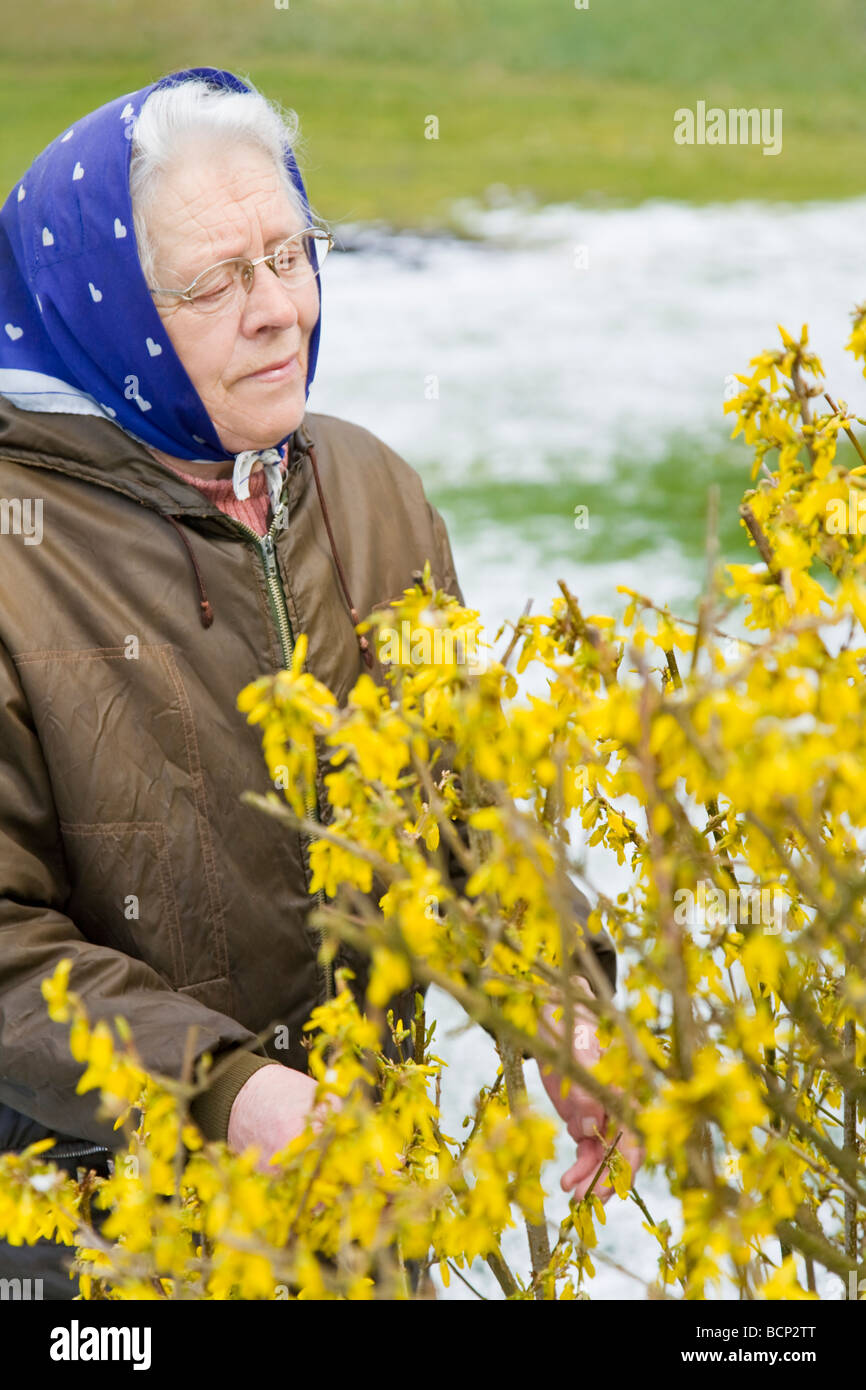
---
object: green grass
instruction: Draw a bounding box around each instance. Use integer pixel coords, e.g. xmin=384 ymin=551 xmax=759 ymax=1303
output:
xmin=431 ymin=436 xmax=758 ymax=568
xmin=3 ymin=0 xmax=866 ymax=226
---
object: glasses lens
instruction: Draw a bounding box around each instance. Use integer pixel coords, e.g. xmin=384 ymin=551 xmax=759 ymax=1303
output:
xmin=273 ymin=230 xmax=330 ymax=283
xmin=188 ymin=262 xmax=243 ymax=314
xmin=309 ymin=230 xmax=331 ymax=274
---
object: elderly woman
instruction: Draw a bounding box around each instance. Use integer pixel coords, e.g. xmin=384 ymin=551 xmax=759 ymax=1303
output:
xmin=0 ymin=66 xmax=636 ymax=1297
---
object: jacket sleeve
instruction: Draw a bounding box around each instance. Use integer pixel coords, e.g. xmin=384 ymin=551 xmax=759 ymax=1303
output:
xmin=441 ymin=819 xmax=617 ymax=989
xmin=424 ymin=499 xmax=618 ymax=1020
xmin=0 ymin=636 xmax=274 ymax=1149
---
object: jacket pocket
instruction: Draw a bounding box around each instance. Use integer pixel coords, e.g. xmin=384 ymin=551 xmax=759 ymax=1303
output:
xmin=59 ymin=820 xmax=188 ymax=990
xmin=15 ymin=644 xmax=232 ymax=999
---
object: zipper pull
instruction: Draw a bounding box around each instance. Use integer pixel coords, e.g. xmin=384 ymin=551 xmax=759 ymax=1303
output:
xmin=261 ymin=533 xmax=277 ymax=576
xmin=271 ymin=495 xmax=289 ymax=534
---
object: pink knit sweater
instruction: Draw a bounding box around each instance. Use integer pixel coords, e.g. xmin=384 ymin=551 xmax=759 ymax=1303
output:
xmin=150 ymin=445 xmax=288 ymax=537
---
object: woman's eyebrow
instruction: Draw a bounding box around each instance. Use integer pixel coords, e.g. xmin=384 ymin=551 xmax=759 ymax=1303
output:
xmin=267 ymin=227 xmax=306 ymax=248
xmin=230 ymin=227 xmax=307 ymax=258
xmin=182 ymin=226 xmax=303 ymax=271
xmin=175 ymin=225 xmax=306 ymax=284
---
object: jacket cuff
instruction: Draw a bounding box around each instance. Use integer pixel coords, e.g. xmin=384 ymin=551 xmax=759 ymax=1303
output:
xmin=189 ymin=1050 xmax=278 ymax=1144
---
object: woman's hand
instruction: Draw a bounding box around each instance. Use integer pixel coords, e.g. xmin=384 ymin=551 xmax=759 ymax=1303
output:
xmin=537 ymin=980 xmax=645 ymax=1204
xmin=227 ymin=1063 xmax=341 ymax=1175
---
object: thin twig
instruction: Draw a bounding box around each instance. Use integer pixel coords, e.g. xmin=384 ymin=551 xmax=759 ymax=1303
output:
xmin=825 ymin=392 xmax=866 ymax=468
xmin=445 ymin=1258 xmax=489 ymax=1300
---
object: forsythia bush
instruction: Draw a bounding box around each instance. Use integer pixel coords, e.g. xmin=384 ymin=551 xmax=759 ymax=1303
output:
xmin=2 ymin=314 xmax=866 ymax=1300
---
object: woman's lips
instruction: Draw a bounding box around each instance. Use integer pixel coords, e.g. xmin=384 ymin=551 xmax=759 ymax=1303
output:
xmin=246 ymin=354 xmax=299 ymax=383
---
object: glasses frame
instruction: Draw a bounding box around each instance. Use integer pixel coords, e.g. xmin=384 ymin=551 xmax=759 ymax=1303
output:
xmin=148 ymin=226 xmax=334 ymax=307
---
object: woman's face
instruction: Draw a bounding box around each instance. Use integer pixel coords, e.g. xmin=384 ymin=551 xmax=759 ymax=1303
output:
xmin=146 ymin=142 xmax=319 ymax=455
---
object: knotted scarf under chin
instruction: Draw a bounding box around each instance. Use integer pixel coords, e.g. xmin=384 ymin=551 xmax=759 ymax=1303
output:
xmin=231 ymin=447 xmax=285 ymax=509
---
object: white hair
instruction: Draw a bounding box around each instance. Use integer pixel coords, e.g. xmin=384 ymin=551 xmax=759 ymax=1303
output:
xmin=129 ymin=76 xmax=318 ymax=287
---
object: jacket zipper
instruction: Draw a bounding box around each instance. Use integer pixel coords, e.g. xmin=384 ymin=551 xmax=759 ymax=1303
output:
xmin=225 ymin=490 xmax=333 ymax=1002
xmin=45 ymin=1142 xmax=113 ymax=1173
xmin=49 ymin=1143 xmax=109 ymax=1158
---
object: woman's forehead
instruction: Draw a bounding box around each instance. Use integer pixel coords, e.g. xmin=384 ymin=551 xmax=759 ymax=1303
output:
xmin=153 ymin=172 xmax=306 ymax=274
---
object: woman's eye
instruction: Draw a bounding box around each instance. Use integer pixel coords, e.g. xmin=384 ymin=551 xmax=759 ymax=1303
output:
xmin=194 ymin=281 xmax=232 ymax=301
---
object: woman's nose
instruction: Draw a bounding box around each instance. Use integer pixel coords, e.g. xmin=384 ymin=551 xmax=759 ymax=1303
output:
xmin=239 ymin=260 xmax=300 ymax=331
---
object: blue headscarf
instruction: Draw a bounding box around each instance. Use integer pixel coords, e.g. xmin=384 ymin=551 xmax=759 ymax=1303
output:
xmin=0 ymin=66 xmax=322 ymax=466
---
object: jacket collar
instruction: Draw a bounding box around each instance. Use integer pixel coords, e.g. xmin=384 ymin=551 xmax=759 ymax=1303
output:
xmin=0 ymin=393 xmax=312 ymax=522
xmin=0 ymin=392 xmax=372 ymax=666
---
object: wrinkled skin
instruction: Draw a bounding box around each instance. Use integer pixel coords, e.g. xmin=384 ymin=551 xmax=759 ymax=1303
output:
xmin=147 ymin=139 xmax=320 ymax=466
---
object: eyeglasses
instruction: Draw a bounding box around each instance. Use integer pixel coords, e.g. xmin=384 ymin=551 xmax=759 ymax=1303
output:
xmin=149 ymin=226 xmax=334 ymax=316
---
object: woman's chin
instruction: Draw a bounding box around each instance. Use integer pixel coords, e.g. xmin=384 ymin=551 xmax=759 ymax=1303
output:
xmin=216 ymin=404 xmax=306 ymax=456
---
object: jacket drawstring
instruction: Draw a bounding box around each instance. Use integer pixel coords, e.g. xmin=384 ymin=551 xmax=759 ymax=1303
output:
xmin=163 ymin=430 xmax=374 ymax=670
xmin=306 ymin=437 xmax=374 ymax=671
xmin=164 ymin=513 xmax=214 ymax=629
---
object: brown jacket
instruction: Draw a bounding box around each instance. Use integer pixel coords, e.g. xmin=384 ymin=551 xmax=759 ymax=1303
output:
xmin=0 ymin=396 xmax=616 ymax=1161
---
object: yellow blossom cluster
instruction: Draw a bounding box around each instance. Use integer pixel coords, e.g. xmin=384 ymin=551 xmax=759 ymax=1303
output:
xmin=4 ymin=317 xmax=866 ymax=1298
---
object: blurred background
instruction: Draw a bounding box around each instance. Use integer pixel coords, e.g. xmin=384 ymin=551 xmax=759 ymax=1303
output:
xmin=4 ymin=0 xmax=866 ymax=1299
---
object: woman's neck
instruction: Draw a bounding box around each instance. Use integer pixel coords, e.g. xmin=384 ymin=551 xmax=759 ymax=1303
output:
xmin=148 ymin=445 xmax=234 ymax=481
